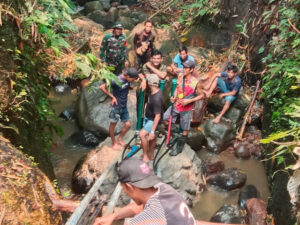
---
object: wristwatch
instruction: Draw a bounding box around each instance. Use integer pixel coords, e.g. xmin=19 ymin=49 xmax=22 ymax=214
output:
xmin=150 ymin=130 xmax=155 ymax=134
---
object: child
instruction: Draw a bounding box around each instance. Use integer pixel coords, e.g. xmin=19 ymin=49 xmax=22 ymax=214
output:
xmin=100 ymin=68 xmax=139 ymax=150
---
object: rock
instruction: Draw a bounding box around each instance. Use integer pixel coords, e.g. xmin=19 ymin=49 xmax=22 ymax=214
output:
xmin=0 ymin=137 xmax=63 ymax=224
xmin=88 ymin=10 xmax=115 ymax=29
xmin=246 ymin=198 xmax=267 ymax=225
xmin=210 ymin=204 xmax=244 ymax=224
xmin=99 ymin=0 xmax=111 ymax=11
xmin=59 ymin=109 xmax=76 ymax=121
xmin=73 ymin=130 xmax=205 ymax=206
xmin=202 ymin=119 xmax=235 ymax=153
xmin=67 ymin=130 xmax=105 ymax=147
xmin=54 ymin=84 xmax=71 ymax=94
xmin=117 ymin=16 xmax=135 ymax=30
xmin=118 ymin=6 xmax=131 ymax=17
xmin=76 ymin=81 xmax=137 ymax=135
xmin=121 ymin=0 xmax=138 ymax=6
xmin=72 ymin=17 xmax=104 ymax=37
xmin=84 ymin=1 xmax=103 ymax=15
xmin=156 ymin=140 xmax=205 ymax=206
xmin=234 ymin=142 xmax=251 ymax=159
xmin=207 ymin=168 xmax=247 ymax=190
xmin=238 ymin=185 xmax=260 ymax=208
xmin=131 ymin=11 xmax=148 ymax=24
xmin=225 ymin=107 xmax=242 ymax=124
xmin=202 ymin=159 xmax=225 ymax=176
xmin=108 ymin=7 xmax=118 ymax=22
xmin=186 ymin=128 xmax=206 ymax=151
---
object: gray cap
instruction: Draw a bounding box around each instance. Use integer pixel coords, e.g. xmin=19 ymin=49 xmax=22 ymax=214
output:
xmin=182 ymin=60 xmax=195 ymax=68
xmin=112 ymin=23 xmax=123 ymax=29
xmin=117 ymin=157 xmax=162 ymax=188
xmin=147 ymin=74 xmax=160 ymax=87
xmin=124 ymin=67 xmax=138 ymax=78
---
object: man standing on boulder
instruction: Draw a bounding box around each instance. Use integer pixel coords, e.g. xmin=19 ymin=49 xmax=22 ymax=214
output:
xmin=139 ymin=74 xmax=163 ymax=163
xmin=213 ymin=64 xmax=241 ymax=124
xmin=100 ymin=68 xmax=138 ymax=150
xmin=100 ymin=23 xmax=129 ymax=75
xmin=94 ymin=157 xmax=197 ymax=225
xmin=163 ymin=60 xmax=205 ymax=156
xmin=133 ymin=19 xmax=155 ymax=70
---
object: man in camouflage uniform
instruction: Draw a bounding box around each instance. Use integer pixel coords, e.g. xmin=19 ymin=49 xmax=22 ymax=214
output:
xmin=100 ymin=23 xmax=129 ymax=75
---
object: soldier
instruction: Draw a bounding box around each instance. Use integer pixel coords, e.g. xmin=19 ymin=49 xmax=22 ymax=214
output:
xmin=100 ymin=23 xmax=129 ymax=75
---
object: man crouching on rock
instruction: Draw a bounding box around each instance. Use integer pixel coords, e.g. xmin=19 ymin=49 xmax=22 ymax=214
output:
xmin=100 ymin=68 xmax=138 ymax=150
xmin=94 ymin=157 xmax=197 ymax=225
xmin=139 ymin=74 xmax=163 ymax=163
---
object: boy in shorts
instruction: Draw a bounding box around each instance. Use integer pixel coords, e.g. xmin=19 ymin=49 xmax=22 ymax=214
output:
xmin=139 ymin=74 xmax=163 ymax=163
xmin=100 ymin=68 xmax=139 ymax=150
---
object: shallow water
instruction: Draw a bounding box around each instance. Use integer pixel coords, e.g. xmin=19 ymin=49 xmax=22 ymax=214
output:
xmin=49 ymin=89 xmax=93 ymax=191
xmin=49 ymin=88 xmax=269 ymax=222
xmin=192 ymin=149 xmax=269 ymax=221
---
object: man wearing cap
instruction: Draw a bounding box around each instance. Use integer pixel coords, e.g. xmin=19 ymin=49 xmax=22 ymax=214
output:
xmin=100 ymin=68 xmax=139 ymax=150
xmin=163 ymin=60 xmax=204 ymax=156
xmin=94 ymin=157 xmax=197 ymax=225
xmin=139 ymin=74 xmax=163 ymax=163
xmin=100 ymin=23 xmax=129 ymax=75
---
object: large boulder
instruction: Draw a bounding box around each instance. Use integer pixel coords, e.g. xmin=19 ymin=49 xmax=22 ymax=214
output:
xmin=84 ymin=1 xmax=104 ymax=15
xmin=0 ymin=137 xmax=63 ymax=224
xmin=207 ymin=168 xmax=247 ymax=191
xmin=210 ymin=204 xmax=245 ymax=224
xmin=108 ymin=7 xmax=119 ymax=22
xmin=88 ymin=10 xmax=115 ymax=29
xmin=155 ymin=139 xmax=205 ymax=206
xmin=77 ymin=81 xmax=137 ymax=135
xmin=202 ymin=119 xmax=235 ymax=153
xmin=99 ymin=0 xmax=111 ymax=11
xmin=186 ymin=128 xmax=206 ymax=151
xmin=117 ymin=16 xmax=135 ymax=30
xmin=72 ymin=130 xmax=205 ymax=206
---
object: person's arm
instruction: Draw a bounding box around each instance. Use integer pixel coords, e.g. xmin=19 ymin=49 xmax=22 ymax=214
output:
xmin=181 ymin=93 xmax=205 ymax=106
xmin=148 ymin=113 xmax=161 ymax=141
xmin=121 ymin=36 xmax=129 ymax=66
xmin=139 ymin=73 xmax=147 ymax=91
xmin=145 ymin=62 xmax=167 ymax=79
xmin=93 ymin=202 xmax=143 ymax=225
xmin=99 ymin=83 xmax=118 ymax=106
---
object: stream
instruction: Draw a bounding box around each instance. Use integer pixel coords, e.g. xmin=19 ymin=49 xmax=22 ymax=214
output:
xmin=49 ymin=87 xmax=269 ymax=221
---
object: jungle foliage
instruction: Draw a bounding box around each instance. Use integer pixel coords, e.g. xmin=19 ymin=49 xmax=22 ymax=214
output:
xmin=0 ymin=0 xmax=117 ymax=154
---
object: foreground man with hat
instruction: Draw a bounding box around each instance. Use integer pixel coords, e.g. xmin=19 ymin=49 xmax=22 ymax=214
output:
xmin=94 ymin=157 xmax=197 ymax=225
xmin=100 ymin=23 xmax=129 ymax=75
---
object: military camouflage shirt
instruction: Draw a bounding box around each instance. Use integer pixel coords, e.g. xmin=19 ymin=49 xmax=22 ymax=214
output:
xmin=99 ymin=32 xmax=129 ymax=67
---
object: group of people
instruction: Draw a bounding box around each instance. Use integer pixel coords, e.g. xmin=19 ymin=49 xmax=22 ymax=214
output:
xmin=99 ymin=20 xmax=242 ymax=162
xmin=95 ymin=20 xmax=242 ymax=225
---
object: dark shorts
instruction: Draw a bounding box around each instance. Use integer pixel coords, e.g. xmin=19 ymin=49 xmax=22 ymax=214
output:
xmin=109 ymin=107 xmax=130 ymax=123
xmin=163 ymin=106 xmax=192 ymax=131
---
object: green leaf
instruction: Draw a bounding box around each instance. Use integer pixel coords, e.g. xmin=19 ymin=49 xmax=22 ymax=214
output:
xmin=258 ymin=46 xmax=264 ymax=54
xmin=75 ymin=61 xmax=91 ymax=77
